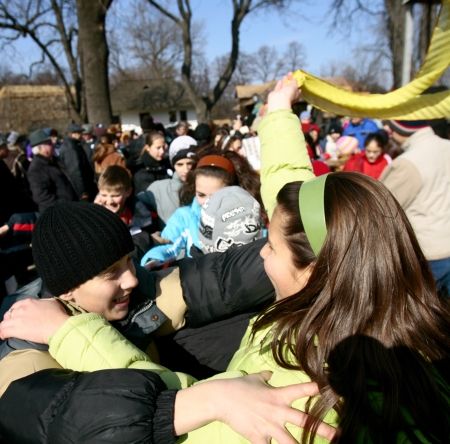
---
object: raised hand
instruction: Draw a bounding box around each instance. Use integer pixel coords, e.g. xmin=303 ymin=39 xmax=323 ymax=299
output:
xmin=267 ymin=73 xmax=300 ymax=113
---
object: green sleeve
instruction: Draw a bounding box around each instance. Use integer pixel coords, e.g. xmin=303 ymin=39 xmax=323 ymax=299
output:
xmin=48 ymin=313 xmax=195 ymax=389
xmin=259 ymin=109 xmax=315 ymax=219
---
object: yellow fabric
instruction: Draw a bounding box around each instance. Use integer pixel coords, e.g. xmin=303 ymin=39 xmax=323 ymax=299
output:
xmin=292 ymin=0 xmax=450 ymax=119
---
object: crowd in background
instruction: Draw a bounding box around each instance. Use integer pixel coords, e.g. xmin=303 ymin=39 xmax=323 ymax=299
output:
xmin=1 ymin=104 xmax=449 ymax=300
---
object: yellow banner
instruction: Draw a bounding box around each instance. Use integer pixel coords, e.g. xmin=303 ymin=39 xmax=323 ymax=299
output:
xmin=293 ymin=0 xmax=450 ymax=119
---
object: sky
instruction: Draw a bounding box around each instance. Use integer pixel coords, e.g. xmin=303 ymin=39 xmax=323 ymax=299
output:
xmin=191 ymin=0 xmax=362 ymax=74
xmin=5 ymin=0 xmax=380 ymax=83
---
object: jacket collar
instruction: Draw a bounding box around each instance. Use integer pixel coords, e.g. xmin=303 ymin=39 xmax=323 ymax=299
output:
xmin=402 ymin=127 xmax=434 ymax=151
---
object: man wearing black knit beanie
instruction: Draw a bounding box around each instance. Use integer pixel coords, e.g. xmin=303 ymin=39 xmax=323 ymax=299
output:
xmin=0 ymin=200 xmax=274 ymax=393
xmin=31 ymin=201 xmax=140 ymax=320
xmin=0 ymin=201 xmax=170 ymax=363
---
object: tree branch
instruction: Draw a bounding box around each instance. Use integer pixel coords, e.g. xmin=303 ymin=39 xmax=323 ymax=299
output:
xmin=145 ymin=0 xmax=180 ymax=24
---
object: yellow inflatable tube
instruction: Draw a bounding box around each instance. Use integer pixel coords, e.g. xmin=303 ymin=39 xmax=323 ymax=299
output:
xmin=293 ymin=0 xmax=450 ymax=119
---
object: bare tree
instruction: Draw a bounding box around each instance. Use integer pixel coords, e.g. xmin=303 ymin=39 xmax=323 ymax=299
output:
xmin=283 ymin=41 xmax=307 ymax=72
xmin=144 ymin=0 xmax=292 ymax=122
xmin=320 ymin=47 xmax=388 ymax=93
xmin=0 ymin=0 xmax=85 ymax=120
xmin=328 ymin=0 xmax=440 ymax=89
xmin=247 ymin=45 xmax=285 ymax=82
xmin=110 ymin=3 xmax=183 ymax=81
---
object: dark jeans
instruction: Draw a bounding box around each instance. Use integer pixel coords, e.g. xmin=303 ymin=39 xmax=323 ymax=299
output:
xmin=429 ymin=257 xmax=450 ymax=297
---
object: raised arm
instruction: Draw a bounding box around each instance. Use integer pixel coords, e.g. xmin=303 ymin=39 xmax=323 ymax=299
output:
xmin=259 ymin=75 xmax=315 ymax=218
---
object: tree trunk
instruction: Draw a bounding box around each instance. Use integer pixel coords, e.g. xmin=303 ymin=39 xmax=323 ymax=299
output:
xmin=192 ymin=98 xmax=209 ymax=123
xmin=417 ymin=3 xmax=438 ymax=69
xmin=76 ymin=0 xmax=112 ymax=124
xmin=384 ymin=0 xmax=405 ymax=89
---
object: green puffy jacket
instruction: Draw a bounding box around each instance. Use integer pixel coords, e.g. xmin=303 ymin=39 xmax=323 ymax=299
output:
xmin=47 ymin=109 xmax=333 ymax=443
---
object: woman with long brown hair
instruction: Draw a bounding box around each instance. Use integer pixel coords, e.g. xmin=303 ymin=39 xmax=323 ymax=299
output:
xmin=92 ymin=134 xmax=127 ymax=179
xmin=252 ymin=75 xmax=450 ymax=442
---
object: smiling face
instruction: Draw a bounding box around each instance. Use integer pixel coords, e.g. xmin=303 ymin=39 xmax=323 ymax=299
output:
xmin=145 ymin=136 xmax=166 ymax=161
xmin=195 ymin=174 xmax=226 ymax=206
xmin=97 ymin=187 xmax=131 ymax=214
xmin=260 ymin=208 xmax=311 ymax=300
xmin=60 ymin=255 xmax=138 ymax=321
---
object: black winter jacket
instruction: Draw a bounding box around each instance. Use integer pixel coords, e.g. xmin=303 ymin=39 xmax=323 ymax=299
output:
xmin=158 ymin=238 xmax=274 ymax=377
xmin=59 ymin=137 xmax=97 ymax=199
xmin=27 ymin=155 xmax=77 ymax=212
xmin=0 ymin=368 xmax=177 ymax=444
xmin=133 ymin=154 xmax=171 ymax=194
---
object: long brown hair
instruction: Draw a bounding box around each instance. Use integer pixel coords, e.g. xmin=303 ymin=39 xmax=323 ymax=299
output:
xmin=253 ymin=173 xmax=450 ymax=443
xmin=92 ymin=142 xmax=115 ymax=163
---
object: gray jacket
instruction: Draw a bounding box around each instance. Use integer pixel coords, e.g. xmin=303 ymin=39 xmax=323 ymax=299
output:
xmin=145 ymin=173 xmax=183 ymax=227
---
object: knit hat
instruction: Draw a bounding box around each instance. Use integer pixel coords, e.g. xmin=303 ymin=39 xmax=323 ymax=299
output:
xmin=29 ymin=129 xmax=52 ymax=147
xmin=386 ymin=120 xmax=429 ymax=137
xmin=169 ymin=135 xmax=197 ymax=165
xmin=199 ymin=186 xmax=263 ymax=253
xmin=32 ymin=202 xmax=134 ymax=295
xmin=335 ymin=136 xmax=359 ymax=157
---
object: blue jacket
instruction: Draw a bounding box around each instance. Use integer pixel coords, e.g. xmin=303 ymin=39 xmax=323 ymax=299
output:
xmin=343 ymin=119 xmax=379 ymax=149
xmin=140 ymin=199 xmax=201 ymax=265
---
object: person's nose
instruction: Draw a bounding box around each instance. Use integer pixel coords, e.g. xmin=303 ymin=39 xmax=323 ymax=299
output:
xmin=120 ymin=267 xmax=138 ymax=291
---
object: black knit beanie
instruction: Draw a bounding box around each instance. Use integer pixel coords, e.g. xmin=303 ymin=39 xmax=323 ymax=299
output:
xmin=32 ymin=201 xmax=134 ymax=296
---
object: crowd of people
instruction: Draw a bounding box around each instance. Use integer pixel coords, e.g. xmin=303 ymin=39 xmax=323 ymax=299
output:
xmin=0 ymin=75 xmax=449 ymax=443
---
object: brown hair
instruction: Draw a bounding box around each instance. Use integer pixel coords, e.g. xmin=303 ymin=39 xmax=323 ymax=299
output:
xmin=253 ymin=173 xmax=450 ymax=442
xmin=222 ymin=134 xmax=242 ymax=152
xmin=179 ymin=157 xmax=236 ymax=206
xmin=223 ymin=150 xmax=263 ymax=211
xmin=92 ymin=142 xmax=115 ymax=163
xmin=98 ymin=165 xmax=132 ymax=193
xmin=141 ymin=131 xmax=165 ymax=156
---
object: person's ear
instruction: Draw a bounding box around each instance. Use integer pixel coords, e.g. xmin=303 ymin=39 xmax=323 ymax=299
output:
xmin=124 ymin=188 xmax=132 ymax=199
xmin=59 ymin=292 xmax=75 ymax=302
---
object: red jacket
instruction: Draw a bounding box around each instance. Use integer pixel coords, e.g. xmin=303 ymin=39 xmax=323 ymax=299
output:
xmin=343 ymin=152 xmax=391 ymax=179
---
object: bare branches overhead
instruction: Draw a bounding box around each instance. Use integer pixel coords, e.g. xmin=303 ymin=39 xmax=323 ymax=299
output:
xmin=144 ymin=0 xmax=292 ymax=121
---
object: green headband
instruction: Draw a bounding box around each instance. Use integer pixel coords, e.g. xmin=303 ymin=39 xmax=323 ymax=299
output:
xmin=298 ymin=174 xmax=329 ymax=256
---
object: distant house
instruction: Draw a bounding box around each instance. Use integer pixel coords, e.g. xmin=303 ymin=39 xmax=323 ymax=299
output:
xmin=0 ymin=80 xmax=197 ymax=134
xmin=111 ymin=79 xmax=197 ymax=128
xmin=0 ymin=85 xmax=75 ymax=134
xmin=235 ymin=81 xmax=276 ymax=117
